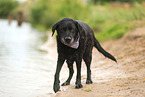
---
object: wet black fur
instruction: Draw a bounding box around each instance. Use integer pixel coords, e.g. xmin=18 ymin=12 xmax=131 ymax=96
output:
xmin=52 ymin=18 xmax=117 ymax=93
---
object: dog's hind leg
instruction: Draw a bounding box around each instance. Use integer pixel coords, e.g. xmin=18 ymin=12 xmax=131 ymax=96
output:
xmin=83 ymin=51 xmax=93 ymax=84
xmin=61 ymin=60 xmax=74 ymax=86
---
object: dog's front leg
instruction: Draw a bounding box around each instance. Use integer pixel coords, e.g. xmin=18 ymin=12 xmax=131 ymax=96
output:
xmin=53 ymin=57 xmax=65 ymax=93
xmin=75 ymin=60 xmax=83 ymax=89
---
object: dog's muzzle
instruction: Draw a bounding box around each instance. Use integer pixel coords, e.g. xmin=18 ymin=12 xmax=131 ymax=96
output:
xmin=64 ymin=36 xmax=72 ymax=44
xmin=61 ymin=33 xmax=80 ymax=49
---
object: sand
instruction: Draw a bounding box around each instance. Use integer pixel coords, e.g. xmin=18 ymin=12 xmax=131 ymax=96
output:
xmin=42 ymin=26 xmax=145 ymax=97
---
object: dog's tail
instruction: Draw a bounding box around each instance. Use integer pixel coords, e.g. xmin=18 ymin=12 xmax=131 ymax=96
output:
xmin=94 ymin=37 xmax=117 ymax=63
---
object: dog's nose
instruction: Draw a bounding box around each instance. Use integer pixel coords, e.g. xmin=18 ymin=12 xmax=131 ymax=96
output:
xmin=64 ymin=36 xmax=71 ymax=44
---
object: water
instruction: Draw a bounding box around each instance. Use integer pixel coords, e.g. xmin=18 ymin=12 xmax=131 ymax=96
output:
xmin=0 ymin=19 xmax=56 ymax=97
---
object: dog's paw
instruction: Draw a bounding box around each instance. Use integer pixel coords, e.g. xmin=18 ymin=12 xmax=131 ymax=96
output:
xmin=86 ymin=79 xmax=93 ymax=84
xmin=61 ymin=82 xmax=70 ymax=86
xmin=53 ymin=82 xmax=60 ymax=93
xmin=75 ymin=84 xmax=83 ymax=89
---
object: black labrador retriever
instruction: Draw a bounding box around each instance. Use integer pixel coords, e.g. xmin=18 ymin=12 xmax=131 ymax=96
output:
xmin=52 ymin=18 xmax=117 ymax=93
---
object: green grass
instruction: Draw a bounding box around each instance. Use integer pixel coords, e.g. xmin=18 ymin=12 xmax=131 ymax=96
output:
xmin=28 ymin=1 xmax=145 ymax=41
xmin=88 ymin=3 xmax=145 ymax=41
xmin=84 ymin=89 xmax=92 ymax=92
xmin=95 ymin=22 xmax=130 ymax=41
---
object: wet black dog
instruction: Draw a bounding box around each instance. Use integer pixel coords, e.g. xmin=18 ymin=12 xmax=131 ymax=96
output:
xmin=52 ymin=18 xmax=117 ymax=93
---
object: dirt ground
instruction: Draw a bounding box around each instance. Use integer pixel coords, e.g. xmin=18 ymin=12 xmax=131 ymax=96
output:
xmin=44 ymin=27 xmax=145 ymax=97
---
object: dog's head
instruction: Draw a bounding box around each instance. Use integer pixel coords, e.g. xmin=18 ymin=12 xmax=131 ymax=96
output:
xmin=52 ymin=18 xmax=82 ymax=49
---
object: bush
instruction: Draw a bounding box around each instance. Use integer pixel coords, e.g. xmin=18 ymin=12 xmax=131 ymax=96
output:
xmin=30 ymin=0 xmax=89 ymax=29
xmin=0 ymin=0 xmax=19 ymax=18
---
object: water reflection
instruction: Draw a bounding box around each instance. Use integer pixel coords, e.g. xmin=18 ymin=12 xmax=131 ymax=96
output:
xmin=0 ymin=19 xmax=55 ymax=97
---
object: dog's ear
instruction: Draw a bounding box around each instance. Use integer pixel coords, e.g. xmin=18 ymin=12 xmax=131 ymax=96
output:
xmin=52 ymin=21 xmax=60 ymax=37
xmin=74 ymin=20 xmax=83 ymax=34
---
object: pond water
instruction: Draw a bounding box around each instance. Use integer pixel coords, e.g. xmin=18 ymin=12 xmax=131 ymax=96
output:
xmin=0 ymin=19 xmax=56 ymax=97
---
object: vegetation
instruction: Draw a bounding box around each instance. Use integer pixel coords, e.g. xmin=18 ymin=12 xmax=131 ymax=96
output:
xmin=0 ymin=0 xmax=137 ymax=41
xmin=30 ymin=0 xmax=88 ymax=31
xmin=84 ymin=89 xmax=92 ymax=92
xmin=89 ymin=0 xmax=145 ymax=4
xmin=1 ymin=0 xmax=145 ymax=41
xmin=0 ymin=0 xmax=19 ymax=18
xmin=29 ymin=0 xmax=145 ymax=41
xmin=91 ymin=3 xmax=145 ymax=41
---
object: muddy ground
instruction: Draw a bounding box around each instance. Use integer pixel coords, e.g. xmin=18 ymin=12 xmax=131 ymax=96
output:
xmin=43 ymin=27 xmax=145 ymax=97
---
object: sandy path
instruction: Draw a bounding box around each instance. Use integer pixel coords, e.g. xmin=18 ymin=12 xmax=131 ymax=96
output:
xmin=43 ymin=27 xmax=145 ymax=97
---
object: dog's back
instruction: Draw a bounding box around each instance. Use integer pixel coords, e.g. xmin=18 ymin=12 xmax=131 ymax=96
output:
xmin=77 ymin=20 xmax=117 ymax=62
xmin=76 ymin=20 xmax=93 ymax=35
